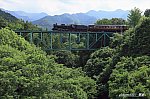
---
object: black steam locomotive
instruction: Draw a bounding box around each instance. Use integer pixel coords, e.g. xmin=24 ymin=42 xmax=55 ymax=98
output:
xmin=52 ymin=23 xmax=128 ymax=32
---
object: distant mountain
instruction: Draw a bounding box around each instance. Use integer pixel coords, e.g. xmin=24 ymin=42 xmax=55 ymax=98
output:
xmin=1 ymin=8 xmax=48 ymax=21
xmin=33 ymin=9 xmax=129 ymax=30
xmin=1 ymin=8 xmax=129 ymax=30
xmin=86 ymin=9 xmax=129 ymax=19
xmin=0 ymin=9 xmax=40 ymax=30
xmin=32 ymin=13 xmax=97 ymax=30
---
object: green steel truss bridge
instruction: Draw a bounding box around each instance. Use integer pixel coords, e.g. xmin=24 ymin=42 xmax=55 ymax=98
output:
xmin=15 ymin=31 xmax=115 ymax=51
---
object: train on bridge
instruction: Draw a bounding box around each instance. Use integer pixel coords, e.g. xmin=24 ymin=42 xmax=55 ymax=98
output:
xmin=52 ymin=23 xmax=128 ymax=32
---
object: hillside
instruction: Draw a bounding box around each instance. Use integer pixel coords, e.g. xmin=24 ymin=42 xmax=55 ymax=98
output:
xmin=0 ymin=9 xmax=18 ymax=22
xmin=32 ymin=13 xmax=97 ymax=30
xmin=0 ymin=9 xmax=40 ymax=30
xmin=0 ymin=28 xmax=97 ymax=98
xmin=1 ymin=8 xmax=48 ymax=21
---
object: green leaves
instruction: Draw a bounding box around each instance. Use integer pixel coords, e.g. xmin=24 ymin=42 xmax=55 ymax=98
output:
xmin=0 ymin=28 xmax=97 ymax=98
xmin=52 ymin=50 xmax=79 ymax=68
xmin=96 ymin=18 xmax=126 ymax=25
xmin=84 ymin=47 xmax=114 ymax=77
xmin=109 ymin=56 xmax=150 ymax=98
xmin=127 ymin=7 xmax=142 ymax=27
xmin=144 ymin=9 xmax=150 ymax=17
xmin=84 ymin=47 xmax=115 ymax=98
xmin=86 ymin=9 xmax=150 ymax=98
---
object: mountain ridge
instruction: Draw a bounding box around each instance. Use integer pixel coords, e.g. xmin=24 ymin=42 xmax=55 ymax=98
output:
xmin=0 ymin=8 xmax=129 ymax=30
xmin=32 ymin=13 xmax=97 ymax=29
xmin=33 ymin=9 xmax=129 ymax=30
xmin=1 ymin=8 xmax=48 ymax=21
xmin=86 ymin=9 xmax=129 ymax=19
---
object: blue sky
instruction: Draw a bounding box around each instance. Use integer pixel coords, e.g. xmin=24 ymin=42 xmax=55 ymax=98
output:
xmin=0 ymin=0 xmax=149 ymax=15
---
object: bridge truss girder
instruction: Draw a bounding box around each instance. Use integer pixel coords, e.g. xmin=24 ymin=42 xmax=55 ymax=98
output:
xmin=15 ymin=31 xmax=113 ymax=51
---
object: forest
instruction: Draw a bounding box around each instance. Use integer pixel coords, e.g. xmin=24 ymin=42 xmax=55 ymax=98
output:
xmin=0 ymin=8 xmax=150 ymax=99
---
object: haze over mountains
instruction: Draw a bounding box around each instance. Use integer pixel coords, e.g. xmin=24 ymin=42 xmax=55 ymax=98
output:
xmin=33 ymin=9 xmax=129 ymax=29
xmin=1 ymin=8 xmax=48 ymax=21
xmin=86 ymin=9 xmax=129 ymax=19
xmin=32 ymin=13 xmax=97 ymax=29
xmin=1 ymin=8 xmax=129 ymax=30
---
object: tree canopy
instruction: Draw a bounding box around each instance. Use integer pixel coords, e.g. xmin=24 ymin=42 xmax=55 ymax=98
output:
xmin=0 ymin=28 xmax=97 ymax=98
xmin=127 ymin=7 xmax=142 ymax=27
xmin=96 ymin=18 xmax=126 ymax=25
xmin=144 ymin=9 xmax=150 ymax=17
xmin=85 ymin=8 xmax=150 ymax=98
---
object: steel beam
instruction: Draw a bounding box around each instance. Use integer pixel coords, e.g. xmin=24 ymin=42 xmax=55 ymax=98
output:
xmin=50 ymin=32 xmax=52 ymax=49
xmin=69 ymin=33 xmax=71 ymax=50
xmin=87 ymin=33 xmax=89 ymax=49
xmin=15 ymin=31 xmax=115 ymax=51
xmin=30 ymin=32 xmax=33 ymax=43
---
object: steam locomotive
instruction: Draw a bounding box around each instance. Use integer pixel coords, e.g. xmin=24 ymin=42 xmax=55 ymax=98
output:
xmin=52 ymin=23 xmax=128 ymax=32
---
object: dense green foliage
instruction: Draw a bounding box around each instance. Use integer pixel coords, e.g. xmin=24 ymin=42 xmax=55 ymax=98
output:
xmin=130 ymin=17 xmax=150 ymax=55
xmin=52 ymin=50 xmax=79 ymax=68
xmin=84 ymin=47 xmax=115 ymax=98
xmin=108 ymin=16 xmax=150 ymax=98
xmin=0 ymin=28 xmax=97 ymax=98
xmin=144 ymin=9 xmax=150 ymax=17
xmin=96 ymin=18 xmax=126 ymax=25
xmin=0 ymin=9 xmax=18 ymax=22
xmin=118 ymin=17 xmax=150 ymax=56
xmin=109 ymin=56 xmax=150 ymax=98
xmin=84 ymin=47 xmax=114 ymax=77
xmin=127 ymin=7 xmax=142 ymax=27
xmin=85 ymin=8 xmax=150 ymax=98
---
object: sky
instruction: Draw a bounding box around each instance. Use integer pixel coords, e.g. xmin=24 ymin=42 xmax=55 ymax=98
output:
xmin=0 ymin=0 xmax=149 ymax=15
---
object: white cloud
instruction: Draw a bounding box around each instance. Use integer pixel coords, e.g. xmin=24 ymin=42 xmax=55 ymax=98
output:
xmin=0 ymin=0 xmax=149 ymax=15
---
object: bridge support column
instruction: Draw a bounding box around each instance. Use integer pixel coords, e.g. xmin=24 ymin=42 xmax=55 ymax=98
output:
xmin=60 ymin=33 xmax=62 ymax=43
xmin=69 ymin=33 xmax=71 ymax=50
xmin=87 ymin=33 xmax=89 ymax=49
xmin=41 ymin=32 xmax=43 ymax=41
xmin=79 ymin=33 xmax=80 ymax=42
xmin=103 ymin=33 xmax=106 ymax=47
xmin=30 ymin=32 xmax=33 ymax=43
xmin=50 ymin=32 xmax=52 ymax=49
xmin=96 ymin=33 xmax=98 ymax=41
xmin=77 ymin=33 xmax=80 ymax=43
xmin=19 ymin=32 xmax=22 ymax=36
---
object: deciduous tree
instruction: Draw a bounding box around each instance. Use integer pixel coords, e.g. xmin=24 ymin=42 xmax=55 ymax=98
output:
xmin=144 ymin=9 xmax=150 ymax=17
xmin=127 ymin=7 xmax=142 ymax=27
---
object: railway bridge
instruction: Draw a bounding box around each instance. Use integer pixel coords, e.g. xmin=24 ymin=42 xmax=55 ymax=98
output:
xmin=15 ymin=31 xmax=118 ymax=51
